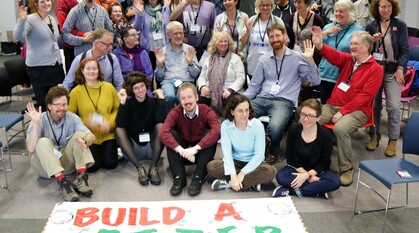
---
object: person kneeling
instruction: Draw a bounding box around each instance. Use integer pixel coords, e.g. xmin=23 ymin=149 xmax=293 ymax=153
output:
xmin=207 ymin=94 xmax=276 ymax=192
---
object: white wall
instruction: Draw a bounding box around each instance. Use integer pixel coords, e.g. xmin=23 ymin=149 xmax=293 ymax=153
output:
xmin=400 ymin=0 xmax=419 ymax=29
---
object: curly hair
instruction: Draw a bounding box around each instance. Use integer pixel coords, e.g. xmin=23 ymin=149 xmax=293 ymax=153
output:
xmin=333 ymin=0 xmax=357 ymax=24
xmin=45 ymin=86 xmax=69 ymax=105
xmin=123 ymin=72 xmax=152 ymax=96
xmin=29 ymin=0 xmax=55 ymax=13
xmin=207 ymin=31 xmax=235 ymax=55
xmin=369 ymin=0 xmax=400 ymax=20
xmin=223 ymin=94 xmax=255 ymax=121
xmin=74 ymin=57 xmax=104 ymax=85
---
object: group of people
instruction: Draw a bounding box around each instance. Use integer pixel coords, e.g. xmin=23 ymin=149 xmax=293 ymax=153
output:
xmin=15 ymin=0 xmax=410 ymax=202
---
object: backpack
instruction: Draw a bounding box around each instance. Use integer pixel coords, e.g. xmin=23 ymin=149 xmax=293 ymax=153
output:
xmin=407 ymin=61 xmax=419 ymax=95
xmin=402 ymin=66 xmax=415 ymax=97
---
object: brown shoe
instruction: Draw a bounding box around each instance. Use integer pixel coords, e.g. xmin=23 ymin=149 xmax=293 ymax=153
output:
xmin=266 ymin=155 xmax=278 ymax=165
xmin=366 ymin=134 xmax=381 ymax=151
xmin=340 ymin=168 xmax=354 ymax=186
xmin=385 ymin=139 xmax=397 ymax=157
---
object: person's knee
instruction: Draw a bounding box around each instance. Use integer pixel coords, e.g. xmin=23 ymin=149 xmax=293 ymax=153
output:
xmin=35 ymin=138 xmax=53 ymax=152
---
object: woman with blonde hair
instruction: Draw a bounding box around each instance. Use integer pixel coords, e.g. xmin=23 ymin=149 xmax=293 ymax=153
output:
xmin=68 ymin=57 xmax=120 ymax=172
xmin=197 ymin=31 xmax=246 ymax=114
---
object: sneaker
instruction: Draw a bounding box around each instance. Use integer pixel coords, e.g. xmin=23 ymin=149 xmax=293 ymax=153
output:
xmin=188 ymin=176 xmax=203 ymax=196
xmin=137 ymin=166 xmax=149 ymax=186
xmin=58 ymin=177 xmax=80 ymax=202
xmin=170 ymin=176 xmax=186 ymax=196
xmin=272 ymin=186 xmax=289 ymax=197
xmin=249 ymin=184 xmax=261 ymax=192
xmin=323 ymin=192 xmax=330 ymax=199
xmin=211 ymin=179 xmax=231 ymax=191
xmin=149 ymin=167 xmax=161 ymax=185
xmin=72 ymin=173 xmax=93 ymax=197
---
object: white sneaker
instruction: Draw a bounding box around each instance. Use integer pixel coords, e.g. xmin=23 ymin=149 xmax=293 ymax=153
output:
xmin=211 ymin=179 xmax=231 ymax=191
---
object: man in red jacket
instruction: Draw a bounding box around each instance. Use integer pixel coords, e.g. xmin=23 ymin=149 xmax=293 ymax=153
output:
xmin=311 ymin=26 xmax=384 ymax=186
xmin=159 ymin=83 xmax=221 ymax=196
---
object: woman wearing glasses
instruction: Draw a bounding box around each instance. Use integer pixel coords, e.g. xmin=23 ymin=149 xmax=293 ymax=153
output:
xmin=68 ymin=57 xmax=120 ymax=172
xmin=273 ymin=99 xmax=340 ymax=198
xmin=113 ymin=26 xmax=153 ymax=97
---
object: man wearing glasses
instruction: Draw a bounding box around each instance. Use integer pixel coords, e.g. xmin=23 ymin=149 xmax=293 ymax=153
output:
xmin=62 ymin=0 xmax=113 ymax=56
xmin=62 ymin=29 xmax=123 ymax=91
xmin=26 ymin=86 xmax=96 ymax=202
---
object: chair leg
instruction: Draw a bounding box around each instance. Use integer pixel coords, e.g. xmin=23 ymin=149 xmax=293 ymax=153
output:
xmin=382 ymin=189 xmax=392 ymax=233
xmin=21 ymin=119 xmax=27 ymax=156
xmin=354 ymin=168 xmax=362 ymax=214
xmin=5 ymin=131 xmax=12 ymax=172
xmin=0 ymin=147 xmax=7 ymax=189
xmin=405 ymin=183 xmax=409 ymax=207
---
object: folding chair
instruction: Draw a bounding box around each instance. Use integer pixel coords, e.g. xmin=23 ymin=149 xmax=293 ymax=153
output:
xmin=0 ymin=114 xmax=26 ymax=171
xmin=354 ymin=111 xmax=419 ymax=232
xmin=0 ymin=141 xmax=8 ymax=189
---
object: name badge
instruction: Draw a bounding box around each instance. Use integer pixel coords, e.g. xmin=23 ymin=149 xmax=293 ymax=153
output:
xmin=270 ymin=84 xmax=281 ymax=94
xmin=139 ymin=132 xmax=150 ymax=143
xmin=258 ymin=46 xmax=268 ymax=54
xmin=92 ymin=112 xmax=104 ymax=125
xmin=152 ymin=32 xmax=163 ymax=40
xmin=233 ymin=41 xmax=238 ymax=49
xmin=174 ymin=79 xmax=183 ymax=87
xmin=190 ymin=24 xmax=200 ymax=32
xmin=54 ymin=147 xmax=63 ymax=159
xmin=338 ymin=82 xmax=350 ymax=92
xmin=373 ymin=53 xmax=384 ymax=61
xmin=53 ymin=41 xmax=59 ymax=50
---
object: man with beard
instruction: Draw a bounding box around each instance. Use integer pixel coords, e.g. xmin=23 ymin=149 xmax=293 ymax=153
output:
xmin=26 ymin=86 xmax=96 ymax=202
xmin=159 ymin=83 xmax=220 ymax=197
xmin=311 ymin=26 xmax=383 ymax=186
xmin=155 ymin=21 xmax=201 ymax=113
xmin=243 ymin=23 xmax=320 ymax=165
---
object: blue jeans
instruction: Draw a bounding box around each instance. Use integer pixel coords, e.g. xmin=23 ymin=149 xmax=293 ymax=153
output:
xmin=250 ymin=97 xmax=293 ymax=155
xmin=276 ymin=166 xmax=340 ymax=197
xmin=161 ymin=80 xmax=178 ymax=114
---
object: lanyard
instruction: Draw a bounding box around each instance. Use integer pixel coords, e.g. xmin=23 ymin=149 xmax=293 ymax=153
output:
xmin=377 ymin=21 xmax=391 ymax=59
xmin=84 ymin=6 xmax=97 ymax=30
xmin=258 ymin=16 xmax=271 ymax=43
xmin=335 ymin=24 xmax=350 ymax=49
xmin=274 ymin=53 xmax=286 ymax=84
xmin=226 ymin=10 xmax=238 ymax=43
xmin=346 ymin=60 xmax=361 ymax=84
xmin=84 ymin=84 xmax=102 ymax=112
xmin=190 ymin=4 xmax=202 ymax=24
xmin=46 ymin=112 xmax=65 ymax=149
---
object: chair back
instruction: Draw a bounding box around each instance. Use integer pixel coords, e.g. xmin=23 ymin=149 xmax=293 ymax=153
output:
xmin=402 ymin=111 xmax=419 ymax=157
xmin=0 ymin=68 xmax=12 ymax=96
xmin=410 ymin=45 xmax=419 ymax=61
xmin=3 ymin=57 xmax=30 ymax=87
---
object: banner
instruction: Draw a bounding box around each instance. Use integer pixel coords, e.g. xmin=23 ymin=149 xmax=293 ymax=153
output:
xmin=44 ymin=197 xmax=307 ymax=233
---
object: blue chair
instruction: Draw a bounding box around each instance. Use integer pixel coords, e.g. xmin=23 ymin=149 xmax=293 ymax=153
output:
xmin=354 ymin=111 xmax=419 ymax=232
xmin=0 ymin=114 xmax=26 ymax=171
xmin=0 ymin=141 xmax=8 ymax=189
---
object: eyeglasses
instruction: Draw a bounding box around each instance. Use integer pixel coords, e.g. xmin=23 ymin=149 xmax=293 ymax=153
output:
xmin=51 ymin=103 xmax=68 ymax=108
xmin=97 ymin=41 xmax=113 ymax=48
xmin=260 ymin=4 xmax=273 ymax=8
xmin=126 ymin=32 xmax=140 ymax=38
xmin=300 ymin=113 xmax=317 ymax=120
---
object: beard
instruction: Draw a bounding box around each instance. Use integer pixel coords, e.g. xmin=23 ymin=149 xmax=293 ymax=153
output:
xmin=271 ymin=40 xmax=285 ymax=50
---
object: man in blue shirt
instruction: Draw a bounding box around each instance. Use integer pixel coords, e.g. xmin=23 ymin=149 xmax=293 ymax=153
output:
xmin=243 ymin=23 xmax=320 ymax=165
xmin=155 ymin=21 xmax=201 ymax=113
xmin=26 ymin=86 xmax=96 ymax=202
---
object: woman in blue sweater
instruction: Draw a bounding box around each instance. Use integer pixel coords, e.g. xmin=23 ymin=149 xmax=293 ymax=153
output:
xmin=207 ymin=94 xmax=276 ymax=192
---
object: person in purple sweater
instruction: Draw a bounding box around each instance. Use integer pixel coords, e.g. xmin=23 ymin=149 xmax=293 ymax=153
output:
xmin=159 ymin=83 xmax=221 ymax=197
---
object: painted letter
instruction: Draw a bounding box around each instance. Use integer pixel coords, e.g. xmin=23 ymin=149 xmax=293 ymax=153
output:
xmin=255 ymin=226 xmax=281 ymax=233
xmin=102 ymin=208 xmax=126 ymax=226
xmin=214 ymin=203 xmax=243 ymax=221
xmin=217 ymin=226 xmax=237 ymax=232
xmin=139 ymin=207 xmax=160 ymax=225
xmin=163 ymin=207 xmax=186 ymax=225
xmin=74 ymin=207 xmax=100 ymax=227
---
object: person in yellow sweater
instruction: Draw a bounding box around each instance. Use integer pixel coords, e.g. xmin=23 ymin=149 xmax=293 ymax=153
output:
xmin=68 ymin=57 xmax=120 ymax=172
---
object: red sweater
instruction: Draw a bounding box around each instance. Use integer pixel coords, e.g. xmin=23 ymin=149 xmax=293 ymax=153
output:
xmin=319 ymin=44 xmax=384 ymax=117
xmin=159 ymin=104 xmax=221 ymax=150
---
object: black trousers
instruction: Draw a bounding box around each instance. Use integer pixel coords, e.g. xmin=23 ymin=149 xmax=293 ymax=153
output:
xmin=166 ymin=129 xmax=216 ymax=180
xmin=87 ymin=139 xmax=118 ymax=172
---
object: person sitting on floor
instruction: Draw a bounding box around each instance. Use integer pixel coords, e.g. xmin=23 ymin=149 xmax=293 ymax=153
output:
xmin=159 ymin=83 xmax=220 ymax=197
xmin=116 ymin=72 xmax=166 ymax=186
xmin=273 ymin=98 xmax=340 ymax=198
xmin=207 ymin=94 xmax=276 ymax=192
xmin=26 ymin=86 xmax=96 ymax=202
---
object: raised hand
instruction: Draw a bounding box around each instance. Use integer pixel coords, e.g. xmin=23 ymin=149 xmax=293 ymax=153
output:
xmin=18 ymin=6 xmax=28 ymax=20
xmin=184 ymin=47 xmax=196 ymax=65
xmin=25 ymin=102 xmax=42 ymax=125
xmin=118 ymin=88 xmax=128 ymax=105
xmin=152 ymin=89 xmax=164 ymax=99
xmin=155 ymin=47 xmax=166 ymax=68
xmin=300 ymin=39 xmax=315 ymax=62
xmin=324 ymin=26 xmax=341 ymax=36
xmin=311 ymin=26 xmax=323 ymax=50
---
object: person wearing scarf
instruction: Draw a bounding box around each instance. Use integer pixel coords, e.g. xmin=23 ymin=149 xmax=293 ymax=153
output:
xmin=197 ymin=31 xmax=246 ymax=115
xmin=113 ymin=26 xmax=154 ymax=96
